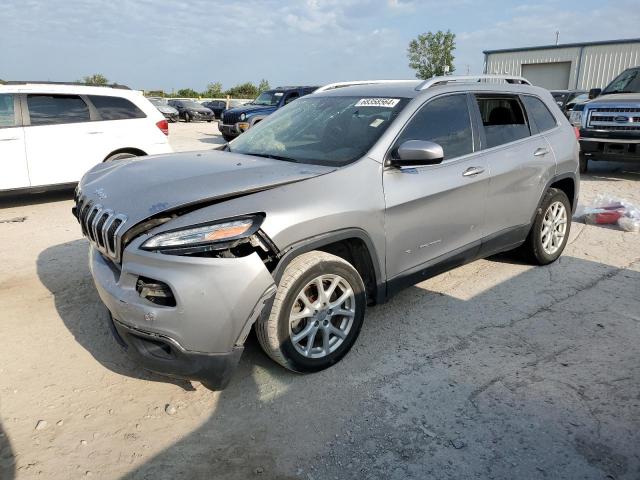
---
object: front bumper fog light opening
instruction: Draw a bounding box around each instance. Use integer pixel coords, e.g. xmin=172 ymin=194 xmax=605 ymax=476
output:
xmin=136 ymin=276 xmax=176 ymax=307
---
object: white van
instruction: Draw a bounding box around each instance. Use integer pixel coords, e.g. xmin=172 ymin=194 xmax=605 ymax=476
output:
xmin=0 ymin=82 xmax=172 ymax=193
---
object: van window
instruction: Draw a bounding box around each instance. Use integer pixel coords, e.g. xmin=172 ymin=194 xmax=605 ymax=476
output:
xmin=475 ymin=96 xmax=530 ymax=148
xmin=88 ymin=95 xmax=146 ymax=120
xmin=395 ymin=94 xmax=473 ymax=160
xmin=27 ymin=94 xmax=90 ymax=126
xmin=0 ymin=94 xmax=15 ymax=128
xmin=522 ymin=95 xmax=558 ymax=132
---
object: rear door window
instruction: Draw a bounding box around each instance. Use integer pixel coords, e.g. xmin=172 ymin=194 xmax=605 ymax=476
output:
xmin=522 ymin=95 xmax=558 ymax=132
xmin=0 ymin=94 xmax=15 ymax=128
xmin=395 ymin=94 xmax=473 ymax=160
xmin=475 ymin=96 xmax=530 ymax=148
xmin=88 ymin=95 xmax=146 ymax=120
xmin=27 ymin=94 xmax=90 ymax=126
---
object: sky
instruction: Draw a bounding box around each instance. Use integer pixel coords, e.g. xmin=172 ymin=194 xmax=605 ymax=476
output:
xmin=1 ymin=0 xmax=639 ymax=92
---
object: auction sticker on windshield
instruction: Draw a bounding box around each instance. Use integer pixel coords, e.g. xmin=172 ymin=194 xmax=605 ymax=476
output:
xmin=355 ymin=98 xmax=400 ymax=108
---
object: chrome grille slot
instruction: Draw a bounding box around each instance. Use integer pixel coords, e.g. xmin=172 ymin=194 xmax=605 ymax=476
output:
xmin=74 ymin=194 xmax=128 ymax=263
xmin=587 ymin=108 xmax=640 ymax=131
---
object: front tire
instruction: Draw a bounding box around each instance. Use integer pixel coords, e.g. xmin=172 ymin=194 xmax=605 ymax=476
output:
xmin=184 ymin=112 xmax=191 ymax=123
xmin=256 ymin=251 xmax=366 ymax=373
xmin=521 ymin=188 xmax=571 ymax=265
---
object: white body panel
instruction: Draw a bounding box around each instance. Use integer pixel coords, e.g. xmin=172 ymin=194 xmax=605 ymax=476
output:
xmin=0 ymin=84 xmax=172 ymax=192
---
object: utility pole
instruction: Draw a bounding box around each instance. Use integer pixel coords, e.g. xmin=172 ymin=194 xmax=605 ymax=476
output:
xmin=555 ymin=31 xmax=560 ymax=46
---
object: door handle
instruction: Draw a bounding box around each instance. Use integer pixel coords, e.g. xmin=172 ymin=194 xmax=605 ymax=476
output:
xmin=87 ymin=131 xmax=104 ymax=135
xmin=0 ymin=137 xmax=19 ymax=141
xmin=462 ymin=166 xmax=485 ymax=177
xmin=534 ymin=147 xmax=549 ymax=157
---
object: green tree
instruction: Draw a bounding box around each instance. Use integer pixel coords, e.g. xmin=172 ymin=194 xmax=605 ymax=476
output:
xmin=225 ymin=82 xmax=259 ymax=99
xmin=407 ymin=30 xmax=456 ymax=79
xmin=203 ymin=82 xmax=223 ymax=98
xmin=258 ymin=79 xmax=270 ymax=93
xmin=176 ymin=88 xmax=199 ymax=98
xmin=82 ymin=73 xmax=109 ymax=86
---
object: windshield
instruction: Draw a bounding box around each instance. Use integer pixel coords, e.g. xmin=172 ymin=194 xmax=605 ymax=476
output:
xmin=252 ymin=91 xmax=284 ymax=106
xmin=602 ymin=68 xmax=640 ymax=95
xmin=228 ymin=95 xmax=409 ymax=167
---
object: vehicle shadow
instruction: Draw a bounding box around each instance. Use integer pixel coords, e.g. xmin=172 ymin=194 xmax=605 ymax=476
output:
xmin=116 ymin=254 xmax=639 ymax=479
xmin=36 ymin=239 xmax=195 ymax=390
xmin=0 ymin=189 xmax=74 ymax=209
xmin=0 ymin=421 xmax=15 ymax=480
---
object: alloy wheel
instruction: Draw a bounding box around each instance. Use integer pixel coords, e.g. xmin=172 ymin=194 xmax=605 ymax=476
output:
xmin=541 ymin=201 xmax=567 ymax=255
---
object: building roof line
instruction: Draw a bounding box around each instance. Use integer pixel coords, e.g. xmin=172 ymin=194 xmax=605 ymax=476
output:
xmin=483 ymin=37 xmax=640 ymax=55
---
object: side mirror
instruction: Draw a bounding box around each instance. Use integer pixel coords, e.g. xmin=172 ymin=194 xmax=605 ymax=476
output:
xmin=588 ymin=88 xmax=601 ymax=99
xmin=390 ymin=140 xmax=444 ymax=167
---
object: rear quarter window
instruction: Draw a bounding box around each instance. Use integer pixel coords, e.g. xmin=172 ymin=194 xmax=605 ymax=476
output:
xmin=88 ymin=95 xmax=146 ymax=120
xmin=0 ymin=94 xmax=15 ymax=127
xmin=522 ymin=95 xmax=558 ymax=132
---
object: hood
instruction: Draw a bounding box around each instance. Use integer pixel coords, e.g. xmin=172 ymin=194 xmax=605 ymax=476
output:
xmin=226 ymin=104 xmax=277 ymax=115
xmin=588 ymin=93 xmax=640 ymax=104
xmin=78 ymin=150 xmax=334 ymax=227
xmin=188 ymin=107 xmax=213 ymax=113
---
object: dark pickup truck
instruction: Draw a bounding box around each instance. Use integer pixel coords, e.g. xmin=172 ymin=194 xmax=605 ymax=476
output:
xmin=218 ymin=86 xmax=318 ymax=141
xmin=570 ymin=66 xmax=640 ymax=172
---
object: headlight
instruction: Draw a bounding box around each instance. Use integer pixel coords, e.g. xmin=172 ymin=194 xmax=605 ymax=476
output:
xmin=569 ymin=110 xmax=583 ymax=127
xmin=239 ymin=113 xmax=246 ymax=121
xmin=141 ymin=216 xmax=262 ymax=251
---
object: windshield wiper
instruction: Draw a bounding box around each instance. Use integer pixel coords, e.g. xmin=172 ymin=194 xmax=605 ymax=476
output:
xmin=235 ymin=152 xmax=301 ymax=163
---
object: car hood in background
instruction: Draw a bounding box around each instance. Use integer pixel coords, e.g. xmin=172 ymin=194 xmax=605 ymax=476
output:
xmin=157 ymin=106 xmax=178 ymax=114
xmin=78 ymin=151 xmax=335 ymax=226
xmin=589 ymin=93 xmax=640 ymax=104
xmin=226 ymin=104 xmax=277 ymax=116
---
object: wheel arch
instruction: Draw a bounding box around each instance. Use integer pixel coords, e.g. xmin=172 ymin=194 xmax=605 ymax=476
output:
xmin=103 ymin=147 xmax=147 ymax=162
xmin=530 ymin=172 xmax=578 ymax=222
xmin=272 ymin=229 xmax=384 ymax=305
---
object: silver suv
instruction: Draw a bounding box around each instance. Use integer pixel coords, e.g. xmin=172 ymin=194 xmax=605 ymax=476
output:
xmin=74 ymin=75 xmax=579 ymax=389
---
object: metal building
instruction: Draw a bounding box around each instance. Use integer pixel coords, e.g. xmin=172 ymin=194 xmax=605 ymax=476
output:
xmin=483 ymin=38 xmax=640 ymax=90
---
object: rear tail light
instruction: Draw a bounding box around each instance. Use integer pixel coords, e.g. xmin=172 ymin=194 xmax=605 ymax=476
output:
xmin=573 ymin=127 xmax=580 ymax=139
xmin=156 ymin=119 xmax=169 ymax=136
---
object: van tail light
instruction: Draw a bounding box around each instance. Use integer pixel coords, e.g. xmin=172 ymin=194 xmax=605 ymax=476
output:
xmin=156 ymin=119 xmax=169 ymax=136
xmin=573 ymin=127 xmax=580 ymax=139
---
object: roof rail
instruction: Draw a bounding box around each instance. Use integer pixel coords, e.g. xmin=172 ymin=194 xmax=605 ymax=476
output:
xmin=315 ymin=80 xmax=417 ymax=93
xmin=1 ymin=81 xmax=131 ymax=90
xmin=415 ymin=75 xmax=531 ymax=91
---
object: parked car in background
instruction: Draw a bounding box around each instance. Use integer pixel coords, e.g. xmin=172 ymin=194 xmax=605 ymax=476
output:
xmin=570 ymin=66 xmax=640 ymax=172
xmin=0 ymin=82 xmax=171 ymax=193
xmin=74 ymin=75 xmax=578 ymax=389
xmin=201 ymin=99 xmax=243 ymax=119
xmin=550 ymin=89 xmax=589 ymax=117
xmin=148 ymin=97 xmax=179 ymax=123
xmin=167 ymin=99 xmax=214 ymax=122
xmin=219 ymin=86 xmax=318 ymax=141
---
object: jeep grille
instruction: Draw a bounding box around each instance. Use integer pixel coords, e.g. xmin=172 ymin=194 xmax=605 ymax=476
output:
xmin=75 ymin=194 xmax=128 ymax=262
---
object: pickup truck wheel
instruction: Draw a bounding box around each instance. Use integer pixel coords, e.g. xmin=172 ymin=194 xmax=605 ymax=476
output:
xmin=522 ymin=188 xmax=571 ymax=265
xmin=256 ymin=251 xmax=366 ymax=372
xmin=579 ymin=153 xmax=588 ymax=174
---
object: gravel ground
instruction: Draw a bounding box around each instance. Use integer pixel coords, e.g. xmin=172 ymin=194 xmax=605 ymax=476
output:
xmin=1 ymin=127 xmax=639 ymax=479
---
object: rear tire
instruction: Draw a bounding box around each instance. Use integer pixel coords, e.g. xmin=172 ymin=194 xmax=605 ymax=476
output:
xmin=184 ymin=112 xmax=191 ymax=123
xmin=104 ymin=152 xmax=137 ymax=162
xmin=579 ymin=153 xmax=588 ymax=174
xmin=256 ymin=251 xmax=366 ymax=373
xmin=521 ymin=188 xmax=571 ymax=265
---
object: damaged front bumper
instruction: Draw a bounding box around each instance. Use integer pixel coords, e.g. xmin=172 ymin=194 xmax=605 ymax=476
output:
xmin=90 ymin=243 xmax=276 ymax=389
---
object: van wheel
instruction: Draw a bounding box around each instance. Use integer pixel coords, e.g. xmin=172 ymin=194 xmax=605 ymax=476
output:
xmin=256 ymin=251 xmax=366 ymax=372
xmin=579 ymin=153 xmax=588 ymax=174
xmin=522 ymin=188 xmax=572 ymax=265
xmin=104 ymin=152 xmax=137 ymax=162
